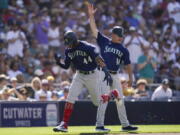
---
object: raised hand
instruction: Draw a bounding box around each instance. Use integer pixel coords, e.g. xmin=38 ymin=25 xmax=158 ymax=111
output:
xmin=86 ymin=2 xmax=97 ymax=16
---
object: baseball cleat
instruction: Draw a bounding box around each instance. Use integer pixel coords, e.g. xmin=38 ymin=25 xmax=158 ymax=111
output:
xmin=122 ymin=125 xmax=138 ymax=131
xmin=53 ymin=121 xmax=68 ymax=132
xmin=96 ymin=126 xmax=111 ymax=132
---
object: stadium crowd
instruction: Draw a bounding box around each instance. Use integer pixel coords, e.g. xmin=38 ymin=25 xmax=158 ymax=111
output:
xmin=0 ymin=0 xmax=179 ymax=101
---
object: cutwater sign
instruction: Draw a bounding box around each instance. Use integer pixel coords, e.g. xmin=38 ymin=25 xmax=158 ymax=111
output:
xmin=0 ymin=102 xmax=58 ymax=127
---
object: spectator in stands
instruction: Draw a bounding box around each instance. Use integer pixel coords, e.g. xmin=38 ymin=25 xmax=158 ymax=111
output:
xmin=120 ymin=77 xmax=135 ymax=97
xmin=7 ymin=61 xmax=22 ymax=78
xmin=29 ymin=39 xmax=40 ymax=56
xmin=147 ymin=36 xmax=160 ymax=62
xmin=31 ymin=77 xmax=42 ymax=91
xmin=42 ymin=60 xmax=54 ymax=77
xmin=59 ymin=86 xmax=69 ymax=101
xmin=124 ymin=10 xmax=140 ymax=28
xmin=18 ymin=86 xmax=35 ymax=101
xmin=0 ymin=74 xmax=8 ymax=90
xmin=47 ymin=20 xmax=60 ymax=49
xmin=60 ymin=70 xmax=71 ymax=82
xmin=0 ymin=87 xmax=23 ymax=101
xmin=133 ymin=79 xmax=149 ymax=99
xmin=47 ymin=75 xmax=56 ymax=91
xmin=169 ymin=64 xmax=180 ymax=90
xmin=51 ymin=91 xmax=59 ymax=101
xmin=163 ymin=18 xmax=178 ymax=38
xmin=23 ymin=64 xmax=34 ymax=82
xmin=35 ymin=79 xmax=52 ymax=101
xmin=0 ymin=50 xmax=7 ymax=75
xmin=34 ymin=69 xmax=44 ymax=79
xmin=155 ymin=64 xmax=169 ymax=83
xmin=0 ymin=39 xmax=5 ymax=52
xmin=33 ymin=14 xmax=49 ymax=49
xmin=10 ymin=77 xmax=17 ymax=88
xmin=151 ymin=79 xmax=172 ymax=101
xmin=6 ymin=21 xmax=28 ymax=57
xmin=60 ymin=81 xmax=71 ymax=90
xmin=137 ymin=46 xmax=157 ymax=83
xmin=16 ymin=73 xmax=25 ymax=83
xmin=58 ymin=81 xmax=71 ymax=98
xmin=167 ymin=0 xmax=180 ymax=25
xmin=124 ymin=26 xmax=148 ymax=64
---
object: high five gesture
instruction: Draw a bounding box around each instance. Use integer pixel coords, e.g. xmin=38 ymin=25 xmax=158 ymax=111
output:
xmin=86 ymin=2 xmax=98 ymax=38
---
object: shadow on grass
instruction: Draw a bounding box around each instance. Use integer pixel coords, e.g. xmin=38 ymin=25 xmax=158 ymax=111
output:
xmin=52 ymin=131 xmax=139 ymax=135
xmin=80 ymin=133 xmax=110 ymax=135
xmin=126 ymin=131 xmax=139 ymax=134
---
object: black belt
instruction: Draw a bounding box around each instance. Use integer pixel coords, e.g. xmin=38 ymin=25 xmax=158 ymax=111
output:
xmin=109 ymin=71 xmax=117 ymax=74
xmin=79 ymin=70 xmax=95 ymax=75
xmin=98 ymin=67 xmax=117 ymax=74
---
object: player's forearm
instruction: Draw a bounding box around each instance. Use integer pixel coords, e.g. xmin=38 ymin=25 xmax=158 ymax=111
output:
xmin=56 ymin=60 xmax=70 ymax=69
xmin=126 ymin=64 xmax=133 ymax=85
xmin=96 ymin=57 xmax=109 ymax=75
xmin=58 ymin=63 xmax=69 ymax=69
xmin=89 ymin=15 xmax=98 ymax=38
xmin=95 ymin=56 xmax=106 ymax=68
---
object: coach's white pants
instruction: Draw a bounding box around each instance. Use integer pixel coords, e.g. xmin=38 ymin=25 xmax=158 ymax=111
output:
xmin=96 ymin=71 xmax=129 ymax=127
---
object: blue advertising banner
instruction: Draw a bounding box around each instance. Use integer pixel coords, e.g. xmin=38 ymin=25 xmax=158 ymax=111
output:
xmin=0 ymin=102 xmax=59 ymax=127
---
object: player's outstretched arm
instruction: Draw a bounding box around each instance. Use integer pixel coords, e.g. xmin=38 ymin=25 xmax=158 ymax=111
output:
xmin=54 ymin=53 xmax=70 ymax=69
xmin=86 ymin=2 xmax=98 ymax=38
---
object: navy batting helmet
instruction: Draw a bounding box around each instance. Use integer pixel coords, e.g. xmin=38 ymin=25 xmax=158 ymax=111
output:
xmin=64 ymin=31 xmax=78 ymax=46
xmin=112 ymin=26 xmax=124 ymax=37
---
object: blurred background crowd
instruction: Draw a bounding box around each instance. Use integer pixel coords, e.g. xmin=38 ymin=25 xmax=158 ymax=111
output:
xmin=0 ymin=0 xmax=179 ymax=101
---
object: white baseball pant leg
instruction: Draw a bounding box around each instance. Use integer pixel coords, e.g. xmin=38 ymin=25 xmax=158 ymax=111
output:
xmin=96 ymin=70 xmax=109 ymax=127
xmin=111 ymin=74 xmax=130 ymax=127
xmin=96 ymin=71 xmax=130 ymax=127
xmin=67 ymin=70 xmax=100 ymax=106
xmin=67 ymin=72 xmax=84 ymax=104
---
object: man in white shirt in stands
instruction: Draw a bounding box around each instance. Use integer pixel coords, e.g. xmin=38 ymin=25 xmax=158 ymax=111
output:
xmin=35 ymin=79 xmax=52 ymax=101
xmin=151 ymin=79 xmax=172 ymax=101
xmin=123 ymin=26 xmax=149 ymax=64
xmin=167 ymin=0 xmax=180 ymax=24
xmin=6 ymin=21 xmax=28 ymax=57
xmin=47 ymin=21 xmax=60 ymax=48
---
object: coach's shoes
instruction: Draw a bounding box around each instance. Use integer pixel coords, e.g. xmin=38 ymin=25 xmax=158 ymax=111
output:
xmin=53 ymin=121 xmax=68 ymax=132
xmin=122 ymin=125 xmax=138 ymax=131
xmin=96 ymin=126 xmax=111 ymax=132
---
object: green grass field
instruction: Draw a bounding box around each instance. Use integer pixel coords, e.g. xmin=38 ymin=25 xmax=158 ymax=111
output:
xmin=0 ymin=125 xmax=180 ymax=135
